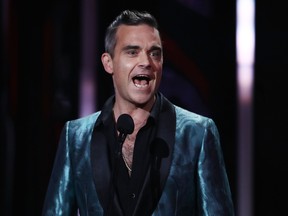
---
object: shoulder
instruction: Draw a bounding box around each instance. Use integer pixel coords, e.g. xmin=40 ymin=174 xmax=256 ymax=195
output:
xmin=66 ymin=111 xmax=101 ymax=132
xmin=174 ymin=105 xmax=217 ymax=130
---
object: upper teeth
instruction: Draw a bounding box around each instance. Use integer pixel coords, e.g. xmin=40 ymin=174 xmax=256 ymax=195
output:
xmin=133 ymin=75 xmax=150 ymax=81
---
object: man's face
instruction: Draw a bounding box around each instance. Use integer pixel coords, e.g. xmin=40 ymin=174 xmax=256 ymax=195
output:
xmin=103 ymin=24 xmax=163 ymax=108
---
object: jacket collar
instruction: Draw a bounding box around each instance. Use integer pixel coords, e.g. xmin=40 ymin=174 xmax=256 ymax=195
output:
xmin=90 ymin=93 xmax=176 ymax=215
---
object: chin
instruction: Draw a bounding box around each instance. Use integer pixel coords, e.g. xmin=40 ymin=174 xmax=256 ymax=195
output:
xmin=133 ymin=94 xmax=155 ymax=107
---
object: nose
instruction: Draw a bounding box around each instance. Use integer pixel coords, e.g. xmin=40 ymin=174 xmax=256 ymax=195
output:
xmin=138 ymin=52 xmax=151 ymax=68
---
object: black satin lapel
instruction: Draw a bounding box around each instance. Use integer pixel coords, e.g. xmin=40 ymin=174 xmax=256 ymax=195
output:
xmin=90 ymin=127 xmax=111 ymax=212
xmin=156 ymin=96 xmax=176 ymax=191
xmin=132 ymin=95 xmax=176 ymax=216
xmin=91 ymin=122 xmax=124 ymax=216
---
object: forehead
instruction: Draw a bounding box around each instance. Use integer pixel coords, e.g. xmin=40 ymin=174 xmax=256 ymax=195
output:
xmin=115 ymin=24 xmax=162 ymax=47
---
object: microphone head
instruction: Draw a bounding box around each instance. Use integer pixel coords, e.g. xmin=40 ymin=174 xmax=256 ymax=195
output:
xmin=150 ymin=138 xmax=169 ymax=158
xmin=116 ymin=114 xmax=134 ymax=135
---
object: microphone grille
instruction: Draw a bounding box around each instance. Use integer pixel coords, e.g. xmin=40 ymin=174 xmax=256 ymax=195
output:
xmin=116 ymin=114 xmax=134 ymax=135
xmin=150 ymin=138 xmax=169 ymax=158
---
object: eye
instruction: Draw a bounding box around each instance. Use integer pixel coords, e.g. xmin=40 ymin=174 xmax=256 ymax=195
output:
xmin=150 ymin=49 xmax=162 ymax=60
xmin=126 ymin=49 xmax=138 ymax=56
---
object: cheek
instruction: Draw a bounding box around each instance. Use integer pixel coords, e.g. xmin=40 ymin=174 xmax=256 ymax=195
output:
xmin=155 ymin=67 xmax=163 ymax=85
xmin=112 ymin=62 xmax=133 ymax=85
xmin=155 ymin=64 xmax=163 ymax=77
xmin=156 ymin=72 xmax=163 ymax=85
xmin=115 ymin=58 xmax=135 ymax=74
xmin=153 ymin=59 xmax=163 ymax=70
xmin=123 ymin=63 xmax=135 ymax=72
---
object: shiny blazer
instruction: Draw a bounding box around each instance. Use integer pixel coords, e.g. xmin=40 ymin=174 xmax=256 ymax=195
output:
xmin=42 ymin=94 xmax=234 ymax=216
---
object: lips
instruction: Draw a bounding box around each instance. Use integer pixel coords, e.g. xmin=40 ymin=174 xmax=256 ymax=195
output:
xmin=132 ymin=74 xmax=152 ymax=88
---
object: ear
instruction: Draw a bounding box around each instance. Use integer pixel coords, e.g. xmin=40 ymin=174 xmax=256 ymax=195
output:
xmin=101 ymin=53 xmax=113 ymax=74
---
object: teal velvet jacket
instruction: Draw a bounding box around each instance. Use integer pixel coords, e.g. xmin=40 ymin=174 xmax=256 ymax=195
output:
xmin=42 ymin=94 xmax=234 ymax=216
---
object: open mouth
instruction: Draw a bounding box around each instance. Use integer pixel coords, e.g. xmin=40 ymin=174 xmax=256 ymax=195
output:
xmin=132 ymin=74 xmax=151 ymax=88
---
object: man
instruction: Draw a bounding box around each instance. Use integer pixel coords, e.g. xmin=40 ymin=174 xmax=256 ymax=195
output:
xmin=42 ymin=10 xmax=234 ymax=216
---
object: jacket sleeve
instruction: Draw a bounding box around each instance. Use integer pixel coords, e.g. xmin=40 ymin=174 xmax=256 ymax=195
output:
xmin=197 ymin=119 xmax=235 ymax=216
xmin=42 ymin=121 xmax=78 ymax=216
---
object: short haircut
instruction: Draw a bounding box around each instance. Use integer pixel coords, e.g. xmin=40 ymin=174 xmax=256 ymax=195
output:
xmin=104 ymin=10 xmax=160 ymax=57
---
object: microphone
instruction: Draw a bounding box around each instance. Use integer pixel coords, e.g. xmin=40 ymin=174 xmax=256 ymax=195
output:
xmin=116 ymin=113 xmax=134 ymax=157
xmin=150 ymin=138 xmax=169 ymax=170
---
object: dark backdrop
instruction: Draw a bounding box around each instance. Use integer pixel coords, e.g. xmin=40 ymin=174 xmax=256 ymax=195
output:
xmin=254 ymin=0 xmax=288 ymax=215
xmin=1 ymin=0 xmax=287 ymax=215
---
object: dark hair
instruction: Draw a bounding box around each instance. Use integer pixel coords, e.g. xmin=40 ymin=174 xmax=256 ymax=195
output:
xmin=104 ymin=10 xmax=160 ymax=57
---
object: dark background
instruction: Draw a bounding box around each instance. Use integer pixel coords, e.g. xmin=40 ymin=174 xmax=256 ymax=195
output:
xmin=1 ymin=0 xmax=287 ymax=215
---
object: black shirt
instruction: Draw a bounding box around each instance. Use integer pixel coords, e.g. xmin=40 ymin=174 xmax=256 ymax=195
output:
xmin=102 ymin=95 xmax=161 ymax=216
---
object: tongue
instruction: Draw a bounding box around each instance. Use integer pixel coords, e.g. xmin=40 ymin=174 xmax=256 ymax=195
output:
xmin=134 ymin=79 xmax=148 ymax=85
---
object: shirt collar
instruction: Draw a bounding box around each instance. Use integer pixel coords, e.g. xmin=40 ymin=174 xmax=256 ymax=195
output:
xmin=96 ymin=92 xmax=163 ymax=127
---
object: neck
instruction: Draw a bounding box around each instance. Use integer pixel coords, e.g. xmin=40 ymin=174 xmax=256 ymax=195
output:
xmin=113 ymin=96 xmax=155 ymax=125
xmin=114 ymin=108 xmax=149 ymax=130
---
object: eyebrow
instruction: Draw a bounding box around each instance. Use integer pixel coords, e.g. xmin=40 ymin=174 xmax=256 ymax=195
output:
xmin=150 ymin=45 xmax=162 ymax=52
xmin=122 ymin=45 xmax=162 ymax=52
xmin=121 ymin=45 xmax=140 ymax=53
